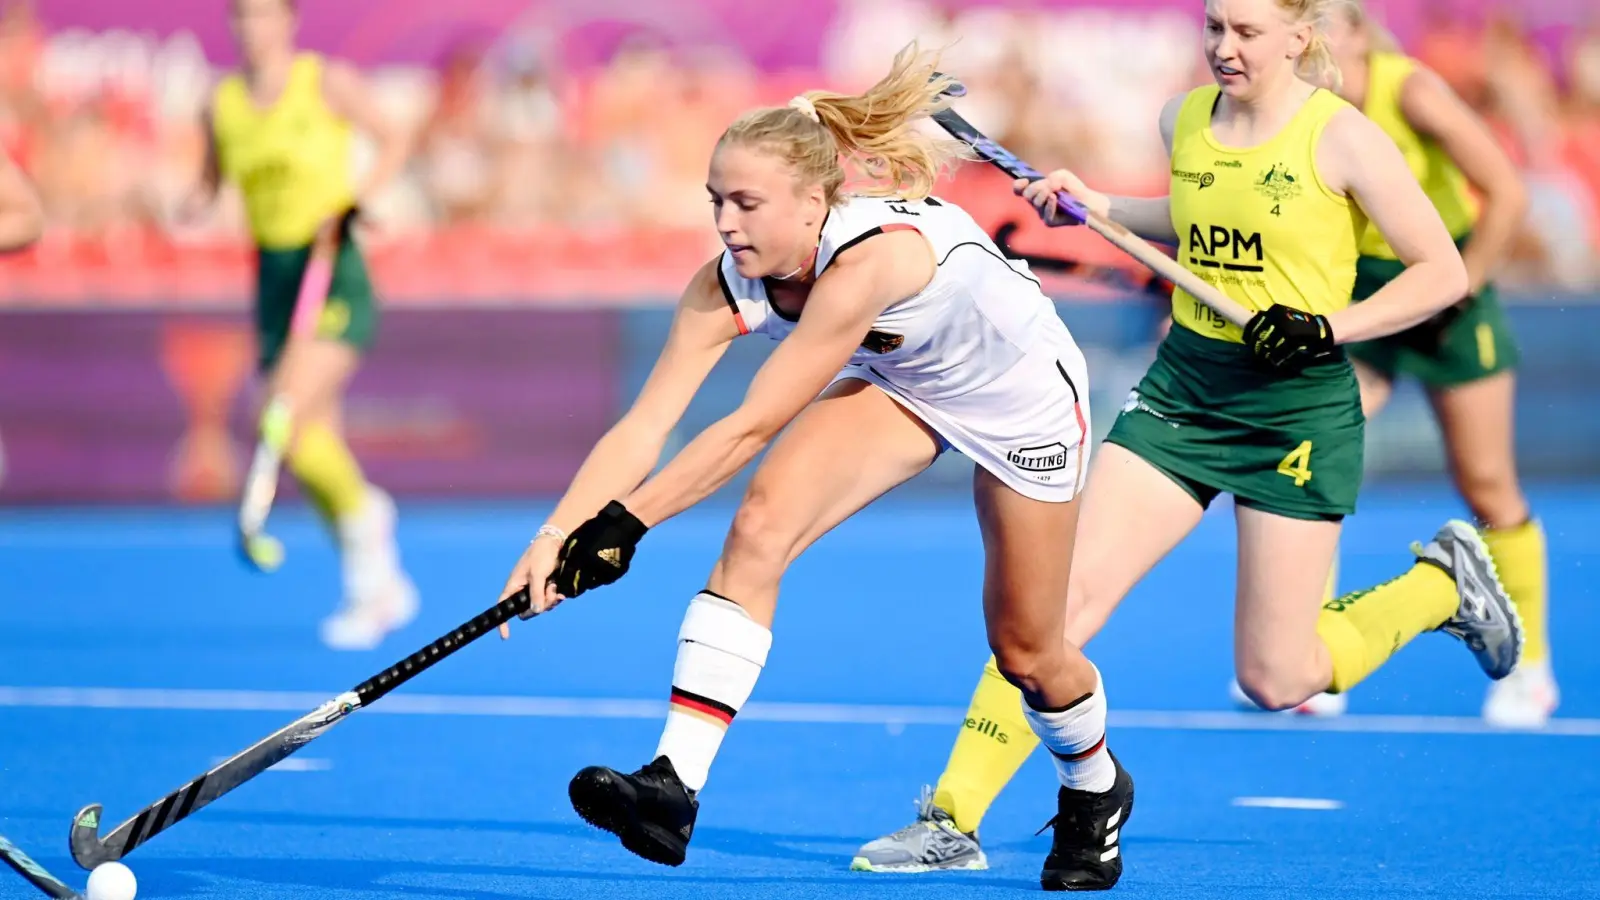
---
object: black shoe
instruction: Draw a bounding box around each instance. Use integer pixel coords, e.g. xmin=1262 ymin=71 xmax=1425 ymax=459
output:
xmin=569 ymin=755 xmax=699 ymax=867
xmin=1038 ymin=750 xmax=1134 ymax=891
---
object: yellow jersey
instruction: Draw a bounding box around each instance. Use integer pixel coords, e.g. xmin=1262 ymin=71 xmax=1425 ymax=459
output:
xmin=1167 ymin=85 xmax=1367 ymax=343
xmin=1356 ymin=51 xmax=1478 ymax=259
xmin=211 ymin=52 xmax=355 ymax=249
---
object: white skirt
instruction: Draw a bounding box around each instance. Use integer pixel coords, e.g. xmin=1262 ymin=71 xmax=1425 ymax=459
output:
xmin=832 ymin=334 xmax=1092 ymax=503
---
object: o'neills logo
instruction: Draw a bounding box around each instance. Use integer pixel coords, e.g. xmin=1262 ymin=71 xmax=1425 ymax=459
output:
xmin=1006 ymin=442 xmax=1069 ymax=472
xmin=964 ymin=716 xmax=1010 ymax=744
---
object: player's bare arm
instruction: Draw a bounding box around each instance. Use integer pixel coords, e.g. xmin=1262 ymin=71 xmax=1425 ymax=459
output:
xmin=1398 ymin=65 xmax=1527 ymax=294
xmin=1317 ymin=106 xmax=1468 ymax=344
xmin=623 ymin=230 xmax=935 ymax=527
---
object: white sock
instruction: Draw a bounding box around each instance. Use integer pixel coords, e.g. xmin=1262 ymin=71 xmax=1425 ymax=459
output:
xmin=654 ymin=592 xmax=772 ymax=792
xmin=1023 ymin=665 xmax=1116 ymax=793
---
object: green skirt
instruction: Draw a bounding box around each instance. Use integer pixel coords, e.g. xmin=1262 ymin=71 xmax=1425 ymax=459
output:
xmin=254 ymin=234 xmax=377 ymax=373
xmin=1104 ymin=323 xmax=1365 ymax=520
xmin=1345 ymin=235 xmax=1520 ymax=387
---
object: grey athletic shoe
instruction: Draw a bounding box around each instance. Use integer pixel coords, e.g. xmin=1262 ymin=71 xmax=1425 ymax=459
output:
xmin=1415 ymin=519 xmax=1524 ymax=680
xmin=850 ymin=786 xmax=988 ymax=873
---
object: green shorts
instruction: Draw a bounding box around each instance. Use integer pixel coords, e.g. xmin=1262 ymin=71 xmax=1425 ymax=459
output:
xmin=1104 ymin=323 xmax=1365 ymax=521
xmin=254 ymin=232 xmax=377 ymax=373
xmin=1345 ymin=245 xmax=1520 ymax=388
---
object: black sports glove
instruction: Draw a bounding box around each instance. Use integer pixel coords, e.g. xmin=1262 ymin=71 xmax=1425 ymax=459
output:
xmin=551 ymin=500 xmax=649 ymax=599
xmin=1243 ymin=304 xmax=1337 ymax=372
xmin=1395 ymin=300 xmax=1466 ymax=352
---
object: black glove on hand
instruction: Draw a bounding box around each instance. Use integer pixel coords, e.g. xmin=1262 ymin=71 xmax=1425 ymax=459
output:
xmin=1396 ymin=301 xmax=1465 ymax=352
xmin=1244 ymin=304 xmax=1337 ymax=372
xmin=552 ymin=500 xmax=649 ymax=599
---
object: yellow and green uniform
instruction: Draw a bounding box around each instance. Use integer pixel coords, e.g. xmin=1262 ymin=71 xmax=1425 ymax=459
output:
xmin=907 ymin=86 xmax=1513 ymax=834
xmin=1346 ymin=52 xmax=1546 ymax=668
xmin=213 ymin=51 xmax=377 ymax=373
xmin=1345 ymin=50 xmax=1519 ymax=386
xmin=1105 ymin=84 xmax=1367 ymax=520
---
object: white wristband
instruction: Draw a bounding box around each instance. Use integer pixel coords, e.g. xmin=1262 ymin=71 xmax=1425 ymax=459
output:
xmin=533 ymin=523 xmax=567 ymax=544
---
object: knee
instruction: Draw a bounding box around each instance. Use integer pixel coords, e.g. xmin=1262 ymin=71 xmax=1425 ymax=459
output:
xmin=720 ymin=487 xmax=796 ymax=579
xmin=989 ymin=634 xmax=1064 ymax=697
xmin=1234 ymin=663 xmax=1316 ymax=712
xmin=1452 ymin=464 xmax=1527 ymax=528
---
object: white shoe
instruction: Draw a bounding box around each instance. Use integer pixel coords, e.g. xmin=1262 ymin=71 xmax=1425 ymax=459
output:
xmin=321 ymin=486 xmax=420 ymax=652
xmin=1228 ymin=679 xmax=1348 ymax=717
xmin=1482 ymin=659 xmax=1559 ymax=729
xmin=320 ymin=575 xmax=418 ymax=651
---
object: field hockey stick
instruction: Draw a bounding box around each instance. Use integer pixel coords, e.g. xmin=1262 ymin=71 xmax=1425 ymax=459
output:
xmin=0 ymin=833 xmax=81 ymax=899
xmin=990 ymin=221 xmax=1174 ymax=298
xmin=68 ymin=586 xmax=532 ymax=869
xmin=236 ymin=207 xmax=356 ymax=573
xmin=928 ymin=83 xmax=1253 ymax=328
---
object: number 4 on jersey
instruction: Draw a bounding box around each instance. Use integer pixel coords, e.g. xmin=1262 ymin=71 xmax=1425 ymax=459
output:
xmin=1270 ymin=204 xmax=1281 ymax=217
xmin=1277 ymin=440 xmax=1312 ymax=487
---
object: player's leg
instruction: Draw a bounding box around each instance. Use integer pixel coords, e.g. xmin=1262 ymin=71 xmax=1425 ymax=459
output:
xmin=1228 ymin=359 xmax=1394 ymax=716
xmin=568 ymin=378 xmax=943 ymax=867
xmin=1429 ymin=371 xmax=1555 ymax=726
xmin=1232 ymin=509 xmax=1343 ymax=707
xmin=1388 ymin=282 xmax=1550 ymax=725
xmin=264 ymin=236 xmax=411 ymax=650
xmin=852 ymin=442 xmax=1205 ymax=874
xmin=973 ymin=465 xmax=1134 ymax=892
xmin=1236 ymin=495 xmax=1521 ymax=707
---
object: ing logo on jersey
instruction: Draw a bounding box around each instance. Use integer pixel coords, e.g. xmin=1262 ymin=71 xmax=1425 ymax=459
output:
xmin=1254 ymin=163 xmax=1303 ymax=203
xmin=1172 ymin=168 xmax=1216 ymax=190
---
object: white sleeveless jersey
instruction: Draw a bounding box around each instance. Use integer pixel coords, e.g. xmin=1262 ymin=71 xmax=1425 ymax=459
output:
xmin=719 ymin=195 xmax=1059 ymax=403
xmin=715 ymin=194 xmax=1094 ymax=501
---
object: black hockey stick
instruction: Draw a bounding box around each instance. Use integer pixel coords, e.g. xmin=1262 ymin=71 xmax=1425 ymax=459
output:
xmin=68 ymin=586 xmax=533 ymax=869
xmin=1 ymin=833 xmax=80 ymax=899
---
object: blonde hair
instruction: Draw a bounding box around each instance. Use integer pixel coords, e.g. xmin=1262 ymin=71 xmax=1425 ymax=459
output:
xmin=1342 ymin=0 xmax=1402 ymax=53
xmin=716 ymin=42 xmax=973 ymax=205
xmin=1275 ymin=0 xmax=1351 ymax=89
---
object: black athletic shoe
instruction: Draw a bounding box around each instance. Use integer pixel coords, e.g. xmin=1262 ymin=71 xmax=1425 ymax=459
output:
xmin=569 ymin=755 xmax=699 ymax=867
xmin=1038 ymin=750 xmax=1135 ymax=891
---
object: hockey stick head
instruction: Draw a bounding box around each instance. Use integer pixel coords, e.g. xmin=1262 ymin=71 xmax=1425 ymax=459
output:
xmin=68 ymin=804 xmax=116 ymax=870
xmin=0 ymin=832 xmax=83 ymax=899
xmin=929 ymin=70 xmax=966 ymax=99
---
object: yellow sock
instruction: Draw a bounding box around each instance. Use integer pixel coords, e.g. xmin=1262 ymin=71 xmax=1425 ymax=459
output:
xmin=1317 ymin=561 xmax=1458 ymax=693
xmin=286 ymin=422 xmax=369 ymax=528
xmin=932 ymin=656 xmax=1041 ymax=834
xmin=1482 ymin=519 xmax=1549 ymax=665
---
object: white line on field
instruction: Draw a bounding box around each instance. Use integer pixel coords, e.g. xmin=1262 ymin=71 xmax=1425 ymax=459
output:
xmin=0 ymin=686 xmax=1592 ymax=738
xmin=1232 ymin=797 xmax=1344 ymax=810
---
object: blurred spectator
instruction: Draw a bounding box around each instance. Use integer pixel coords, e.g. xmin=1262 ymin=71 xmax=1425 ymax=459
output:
xmin=484 ymin=37 xmax=567 ymax=227
xmin=0 ymin=1 xmax=1594 ymax=295
xmin=414 ymin=42 xmax=496 ymax=225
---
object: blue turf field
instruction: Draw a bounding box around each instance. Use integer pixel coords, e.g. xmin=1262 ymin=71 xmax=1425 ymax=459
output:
xmin=1 ymin=485 xmax=1598 ymax=899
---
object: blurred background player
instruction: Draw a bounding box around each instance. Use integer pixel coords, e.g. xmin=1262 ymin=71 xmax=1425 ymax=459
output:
xmin=180 ymin=0 xmax=416 ymax=651
xmin=1228 ymin=0 xmax=1553 ymax=728
xmin=851 ymin=0 xmax=1523 ymax=874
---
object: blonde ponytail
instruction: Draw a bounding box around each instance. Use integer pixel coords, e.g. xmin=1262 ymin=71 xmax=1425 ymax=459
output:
xmin=1345 ymin=0 xmax=1402 ymax=53
xmin=1299 ymin=30 xmax=1342 ymax=90
xmin=1277 ymin=0 xmax=1349 ymax=89
xmin=716 ymin=41 xmax=974 ymax=205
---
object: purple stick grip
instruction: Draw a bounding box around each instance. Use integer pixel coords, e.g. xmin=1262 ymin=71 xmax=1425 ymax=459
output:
xmin=1052 ymin=190 xmax=1089 ymax=225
